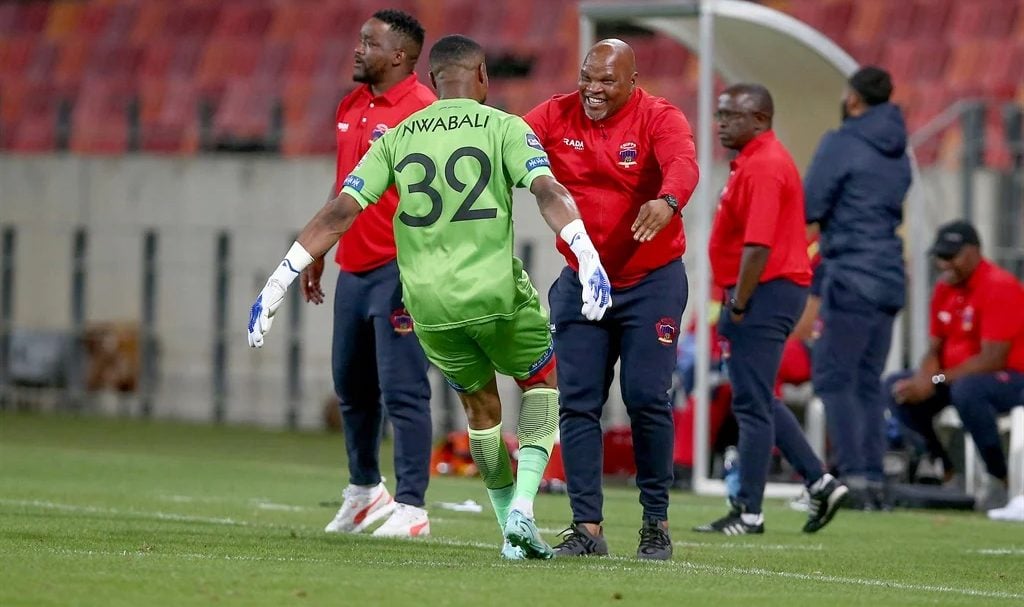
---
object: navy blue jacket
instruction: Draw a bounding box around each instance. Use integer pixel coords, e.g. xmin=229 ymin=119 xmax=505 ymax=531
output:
xmin=804 ymin=103 xmax=912 ymax=313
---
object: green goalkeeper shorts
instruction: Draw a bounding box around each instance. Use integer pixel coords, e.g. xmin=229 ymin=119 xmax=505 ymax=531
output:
xmin=414 ymin=293 xmax=553 ymax=394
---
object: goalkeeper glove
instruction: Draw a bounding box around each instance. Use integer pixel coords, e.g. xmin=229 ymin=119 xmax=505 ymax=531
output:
xmin=561 ymin=219 xmax=612 ymax=321
xmin=248 ymin=242 xmax=314 ymax=348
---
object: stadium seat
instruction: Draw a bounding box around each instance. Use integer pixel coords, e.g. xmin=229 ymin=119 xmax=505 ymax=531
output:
xmin=69 ymin=77 xmax=131 ymax=154
xmin=51 ymin=34 xmax=94 ymax=96
xmin=211 ymin=77 xmax=277 ymax=145
xmin=44 ymin=1 xmax=85 ymax=42
xmin=12 ymin=2 xmax=49 ymax=34
xmin=212 ymin=3 xmax=273 ymax=38
xmin=847 ymin=0 xmax=886 ymax=45
xmin=139 ymin=78 xmax=199 ymax=153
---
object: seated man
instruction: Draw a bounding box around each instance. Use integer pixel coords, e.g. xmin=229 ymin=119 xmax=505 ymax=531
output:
xmin=888 ymin=220 xmax=1024 ymax=511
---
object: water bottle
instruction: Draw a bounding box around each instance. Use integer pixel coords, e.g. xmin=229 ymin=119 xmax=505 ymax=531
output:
xmin=723 ymin=446 xmax=741 ymax=505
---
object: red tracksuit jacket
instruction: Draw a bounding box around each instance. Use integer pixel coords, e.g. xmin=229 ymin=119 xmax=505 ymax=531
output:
xmin=525 ymin=88 xmax=699 ymax=288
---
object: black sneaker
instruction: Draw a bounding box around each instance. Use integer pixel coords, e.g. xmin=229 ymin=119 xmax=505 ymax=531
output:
xmin=693 ymin=509 xmax=764 ymax=535
xmin=803 ymin=474 xmax=849 ymax=533
xmin=637 ymin=518 xmax=673 ymax=560
xmin=552 ymin=523 xmax=609 ymax=557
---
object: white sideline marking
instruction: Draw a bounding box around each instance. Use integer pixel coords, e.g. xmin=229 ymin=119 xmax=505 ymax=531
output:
xmin=972 ymin=548 xmax=1024 ymax=556
xmin=0 ymin=499 xmax=248 ymax=527
xmin=675 ymin=540 xmax=823 ymax=552
xmin=51 ymin=548 xmax=334 ymax=564
xmin=252 ymin=501 xmax=309 ymax=512
xmin=10 ymin=500 xmax=1023 ymax=600
xmin=678 ymin=561 xmax=1024 ymax=601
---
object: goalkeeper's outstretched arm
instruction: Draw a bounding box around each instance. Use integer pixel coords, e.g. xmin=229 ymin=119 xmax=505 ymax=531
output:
xmin=247 ymin=194 xmax=363 ymax=348
xmin=530 ymin=175 xmax=612 ymax=321
xmin=297 ymin=193 xmax=364 ymax=261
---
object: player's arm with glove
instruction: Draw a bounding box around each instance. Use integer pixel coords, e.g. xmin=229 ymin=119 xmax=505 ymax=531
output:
xmin=248 ymin=194 xmax=363 ymax=347
xmin=530 ymin=175 xmax=612 ymax=321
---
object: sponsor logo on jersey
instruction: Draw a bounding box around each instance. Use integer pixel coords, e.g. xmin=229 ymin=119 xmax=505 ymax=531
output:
xmin=343 ymin=175 xmax=364 ymax=191
xmin=526 ymin=132 xmax=544 ymax=151
xmin=618 ymin=141 xmax=638 ymax=168
xmin=370 ymin=123 xmax=389 ymax=142
xmin=563 ymin=138 xmax=585 ymax=151
xmin=655 ymin=317 xmax=678 ymax=345
xmin=337 ymin=122 xmax=350 ymax=132
xmin=390 ymin=307 xmax=414 ymax=335
xmin=938 ymin=310 xmax=952 ymax=324
xmin=961 ymin=305 xmax=974 ymax=331
xmin=526 ymin=156 xmax=550 ymax=171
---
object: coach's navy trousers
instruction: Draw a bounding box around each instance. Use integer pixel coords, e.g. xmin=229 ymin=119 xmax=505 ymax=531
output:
xmin=550 ymin=261 xmax=687 ymax=524
xmin=332 ymin=260 xmax=432 ymax=507
xmin=721 ymin=279 xmax=823 ymax=514
xmin=812 ymin=277 xmax=896 ymax=483
xmin=887 ymin=369 xmax=1024 ymax=480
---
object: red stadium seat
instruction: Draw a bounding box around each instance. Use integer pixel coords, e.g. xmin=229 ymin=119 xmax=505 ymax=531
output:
xmin=847 ymin=0 xmax=887 ymax=45
xmin=69 ymin=77 xmax=132 ymax=154
xmin=13 ymin=2 xmax=49 ymax=35
xmin=52 ymin=34 xmax=95 ymax=96
xmin=139 ymin=78 xmax=199 ymax=153
xmin=211 ymin=77 xmax=276 ymax=142
xmin=212 ymin=2 xmax=273 ymax=37
xmin=44 ymin=2 xmax=85 ymax=42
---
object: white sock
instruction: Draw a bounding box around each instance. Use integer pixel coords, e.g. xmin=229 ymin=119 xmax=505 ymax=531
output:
xmin=510 ymin=497 xmax=534 ymax=519
xmin=740 ymin=512 xmax=764 ymax=526
xmin=348 ymin=483 xmax=376 ymax=496
xmin=808 ymin=474 xmax=833 ymax=494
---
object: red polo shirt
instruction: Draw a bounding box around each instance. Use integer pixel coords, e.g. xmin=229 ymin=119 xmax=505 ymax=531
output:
xmin=930 ymin=258 xmax=1024 ymax=371
xmin=708 ymin=131 xmax=812 ymax=288
xmin=333 ymin=74 xmax=436 ymax=272
xmin=524 ymin=88 xmax=699 ymax=288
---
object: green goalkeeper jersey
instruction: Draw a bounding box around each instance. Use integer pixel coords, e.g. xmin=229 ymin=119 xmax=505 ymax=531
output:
xmin=341 ymin=98 xmax=554 ymax=331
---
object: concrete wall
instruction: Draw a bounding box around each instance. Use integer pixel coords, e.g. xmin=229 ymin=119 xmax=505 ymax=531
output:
xmin=0 ymin=154 xmax=990 ymax=433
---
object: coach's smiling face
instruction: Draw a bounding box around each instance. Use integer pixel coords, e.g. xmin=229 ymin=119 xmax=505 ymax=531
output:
xmin=578 ymin=41 xmax=636 ymax=121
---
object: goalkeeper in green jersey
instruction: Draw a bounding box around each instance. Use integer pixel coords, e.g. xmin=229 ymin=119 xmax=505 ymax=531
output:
xmin=248 ymin=34 xmax=612 ymax=560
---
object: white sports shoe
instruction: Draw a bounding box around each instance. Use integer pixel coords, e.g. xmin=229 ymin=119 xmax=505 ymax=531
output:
xmin=372 ymin=503 xmax=431 ymax=538
xmin=324 ymin=482 xmax=395 ymax=533
xmin=987 ymin=495 xmax=1024 ymax=522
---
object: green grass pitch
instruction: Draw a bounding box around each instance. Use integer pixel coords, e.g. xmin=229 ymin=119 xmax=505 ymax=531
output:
xmin=1 ymin=412 xmax=1022 ymax=606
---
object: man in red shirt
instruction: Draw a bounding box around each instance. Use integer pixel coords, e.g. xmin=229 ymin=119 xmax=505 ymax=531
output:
xmin=524 ymin=39 xmax=699 ymax=560
xmin=300 ymin=10 xmax=436 ymax=538
xmin=888 ymin=220 xmax=1024 ymax=511
xmin=696 ymin=84 xmax=848 ymax=536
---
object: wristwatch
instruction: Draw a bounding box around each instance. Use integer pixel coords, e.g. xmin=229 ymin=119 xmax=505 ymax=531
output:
xmin=660 ymin=194 xmax=679 ymax=215
xmin=728 ymin=297 xmax=748 ymax=315
xmin=931 ymin=373 xmax=946 ymax=385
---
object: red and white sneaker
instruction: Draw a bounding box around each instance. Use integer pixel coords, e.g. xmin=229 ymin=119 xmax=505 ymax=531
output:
xmin=324 ymin=482 xmax=395 ymax=533
xmin=371 ymin=503 xmax=431 ymax=538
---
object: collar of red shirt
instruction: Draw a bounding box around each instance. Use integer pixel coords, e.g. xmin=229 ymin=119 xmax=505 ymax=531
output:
xmin=960 ymin=257 xmax=993 ymax=292
xmin=730 ymin=130 xmax=777 ymax=170
xmin=580 ymin=87 xmax=643 ymax=128
xmin=355 ymin=73 xmax=423 ymax=106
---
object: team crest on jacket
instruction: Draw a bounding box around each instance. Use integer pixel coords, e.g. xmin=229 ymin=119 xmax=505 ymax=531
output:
xmin=655 ymin=317 xmax=678 ymax=345
xmin=618 ymin=141 xmax=638 ymax=167
xmin=370 ymin=123 xmax=389 ymax=142
xmin=390 ymin=308 xmax=414 ymax=334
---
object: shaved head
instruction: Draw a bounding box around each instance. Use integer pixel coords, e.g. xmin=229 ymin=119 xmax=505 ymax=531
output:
xmin=578 ymin=38 xmax=638 ymax=120
xmin=585 ymin=38 xmax=637 ymax=74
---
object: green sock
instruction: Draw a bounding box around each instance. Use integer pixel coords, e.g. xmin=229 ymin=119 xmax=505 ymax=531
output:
xmin=512 ymin=388 xmax=559 ymax=516
xmin=467 ymin=423 xmax=515 ymax=532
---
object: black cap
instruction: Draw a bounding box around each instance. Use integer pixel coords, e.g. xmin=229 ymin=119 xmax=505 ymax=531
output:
xmin=929 ymin=220 xmax=981 ymax=259
xmin=849 ymin=66 xmax=893 ymax=106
